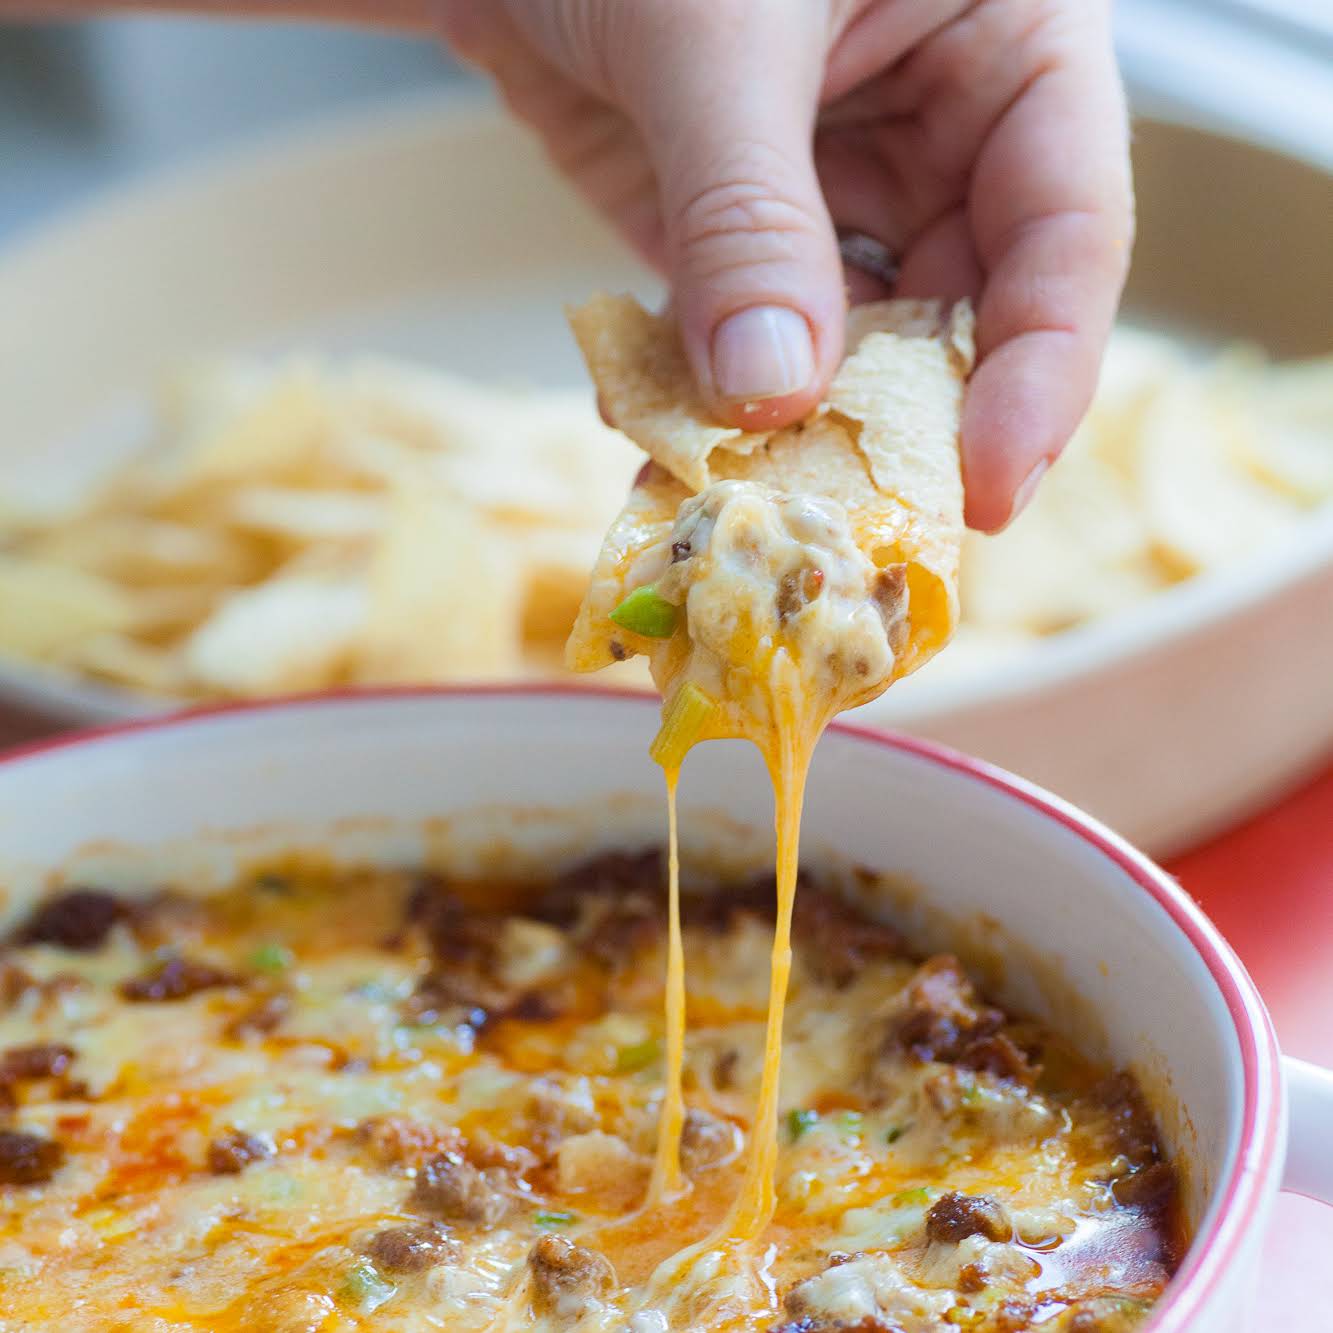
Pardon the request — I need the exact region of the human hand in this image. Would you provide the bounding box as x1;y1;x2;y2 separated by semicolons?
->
440;0;1132;531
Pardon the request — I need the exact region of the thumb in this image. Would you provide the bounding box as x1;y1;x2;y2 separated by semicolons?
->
619;4;845;428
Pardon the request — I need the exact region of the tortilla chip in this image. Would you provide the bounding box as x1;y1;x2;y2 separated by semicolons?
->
182;574;367;697
566;466;687;673
567;294;766;493
0;556;137;659
354;480;522;683
565;296;972;681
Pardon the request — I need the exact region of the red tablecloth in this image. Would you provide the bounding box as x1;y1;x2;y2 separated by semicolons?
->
1166;763;1333;1327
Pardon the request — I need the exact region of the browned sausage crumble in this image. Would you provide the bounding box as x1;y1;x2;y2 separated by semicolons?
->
0;852;1182;1331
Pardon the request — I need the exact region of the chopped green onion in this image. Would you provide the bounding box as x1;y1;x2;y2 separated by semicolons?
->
249;942;293;974
891;1186;931;1207
609;584;679;639
885;1124;908;1144
533;1210;578;1229
831;1110;863;1139
786;1108;819;1141
615;1038;662;1074
649;682;716;769
335;1260;395;1313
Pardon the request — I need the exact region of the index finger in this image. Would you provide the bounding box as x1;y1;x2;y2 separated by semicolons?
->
961;5;1133;532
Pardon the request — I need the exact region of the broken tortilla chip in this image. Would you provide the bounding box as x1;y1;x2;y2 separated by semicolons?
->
565;295;972;685
567;294;768;493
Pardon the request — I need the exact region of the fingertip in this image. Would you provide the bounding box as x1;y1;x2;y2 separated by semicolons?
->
711;384;828;432
961;330;1093;532
681;300;842;432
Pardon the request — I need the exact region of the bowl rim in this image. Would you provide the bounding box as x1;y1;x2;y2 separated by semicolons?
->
0;682;1282;1326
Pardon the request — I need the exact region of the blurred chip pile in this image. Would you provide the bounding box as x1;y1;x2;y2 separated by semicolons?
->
0;361;642;698
942;329;1333;679
0;329;1329;703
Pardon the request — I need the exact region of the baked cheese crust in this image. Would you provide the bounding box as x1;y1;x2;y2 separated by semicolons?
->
0;854;1178;1332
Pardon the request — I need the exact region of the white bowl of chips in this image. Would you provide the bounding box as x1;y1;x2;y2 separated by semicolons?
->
0;93;1330;855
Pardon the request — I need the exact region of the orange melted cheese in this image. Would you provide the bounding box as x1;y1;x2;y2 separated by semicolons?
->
0;857;1179;1332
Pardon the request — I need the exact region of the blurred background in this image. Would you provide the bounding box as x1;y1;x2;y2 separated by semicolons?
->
1;0;1330;242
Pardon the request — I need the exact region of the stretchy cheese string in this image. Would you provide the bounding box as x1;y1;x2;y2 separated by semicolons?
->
718;730;809;1238
647;766;687;1205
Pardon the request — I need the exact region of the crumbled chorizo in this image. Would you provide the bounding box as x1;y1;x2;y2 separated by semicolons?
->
404;875;488;967
776;564;825;621
769;1321;891;1333
224;991;290;1040
870;565;910;655
400;876;554;1024
402;970;494;1029
0;1044;74;1082
793;888;903;988
527;1234;616;1318
364;1220;457;1273
713;1048;741;1090
120;956;237;1002
409;1153;511;1225
924;1192;1012;1244
679;1107;741;1173
207;1130;273;1175
16;889;126;952
0;1129;63;1184
509;991;560;1022
577;895;661;967
956;1033;1034;1082
534;851;663;964
895;956;1004;1064
545;850;661;911
683;872;780;933
0;962;35;1007
357;1115;452;1168
884;956;1038;1087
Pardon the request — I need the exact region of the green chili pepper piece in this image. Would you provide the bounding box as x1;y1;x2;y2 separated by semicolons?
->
609;585;678;639
250;942;293;973
786;1108;819;1141
615;1038;662;1073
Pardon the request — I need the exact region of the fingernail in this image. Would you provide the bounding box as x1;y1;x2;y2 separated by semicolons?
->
710;306;815;403
1002;459;1049;530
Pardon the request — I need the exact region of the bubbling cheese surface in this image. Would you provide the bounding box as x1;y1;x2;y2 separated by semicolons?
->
0;860;1179;1332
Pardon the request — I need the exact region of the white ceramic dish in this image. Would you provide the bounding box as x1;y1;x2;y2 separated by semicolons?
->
0;94;1331;856
0;686;1328;1329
